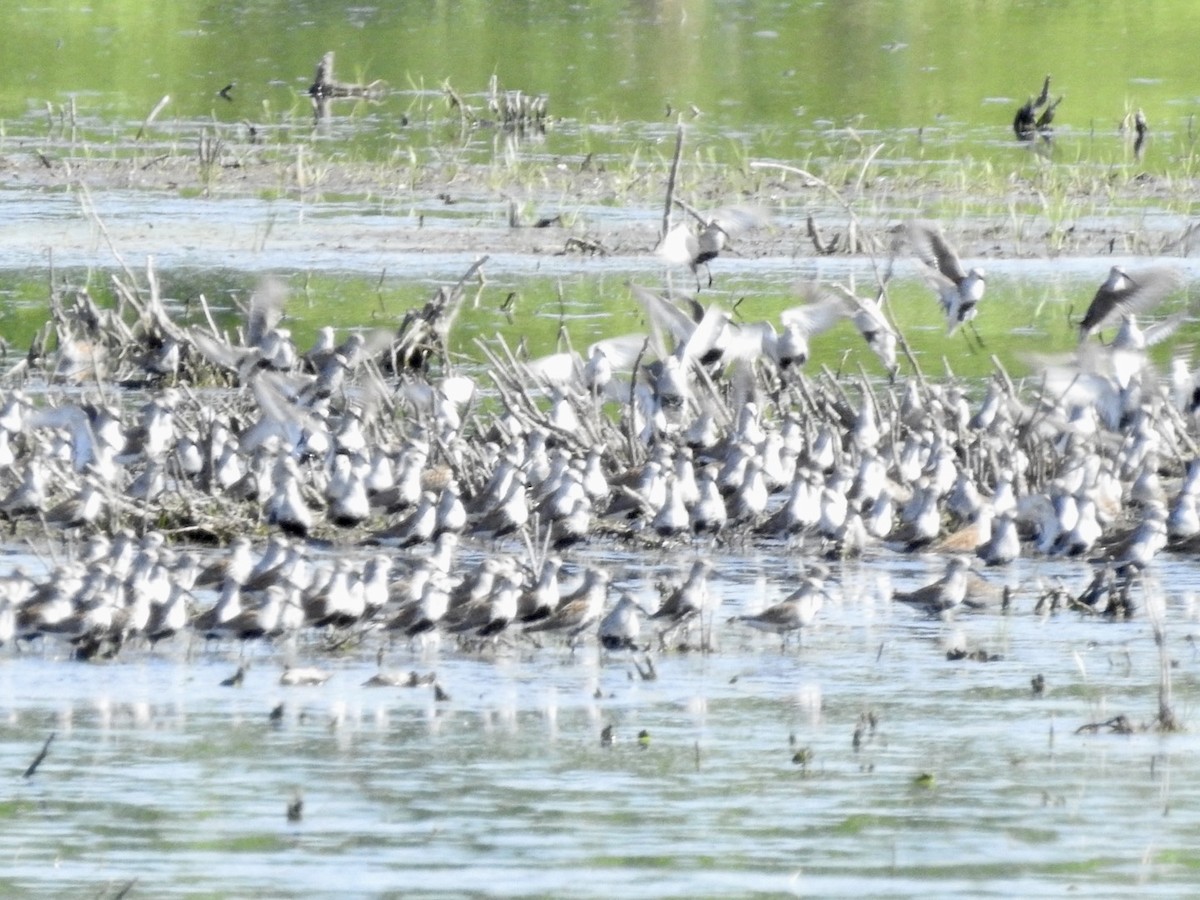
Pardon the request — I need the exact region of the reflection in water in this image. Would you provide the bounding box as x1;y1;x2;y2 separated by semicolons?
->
1;564;1199;898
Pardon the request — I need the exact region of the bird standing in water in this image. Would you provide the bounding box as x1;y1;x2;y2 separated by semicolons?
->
892;557;971;618
736;571;825;650
598;594;646;651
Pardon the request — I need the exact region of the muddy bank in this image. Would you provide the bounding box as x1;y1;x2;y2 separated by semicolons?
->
2;135;1197;274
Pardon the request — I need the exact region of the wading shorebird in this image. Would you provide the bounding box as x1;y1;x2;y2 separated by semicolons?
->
524;566;611;646
735;570;826;650
598;593;647;651
892;557;971;618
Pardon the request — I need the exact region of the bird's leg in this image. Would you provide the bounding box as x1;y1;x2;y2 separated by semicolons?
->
959;323;988;355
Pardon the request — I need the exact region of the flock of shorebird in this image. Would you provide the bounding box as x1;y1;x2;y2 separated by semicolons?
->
0;214;1193;660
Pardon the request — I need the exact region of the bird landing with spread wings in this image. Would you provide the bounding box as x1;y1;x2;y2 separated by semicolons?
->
908;220;986;343
1076;265;1186;342
656;203;770;291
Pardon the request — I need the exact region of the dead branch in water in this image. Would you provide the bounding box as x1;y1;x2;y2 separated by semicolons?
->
135;95;170;141
307;51;386;101
1146;579;1183;732
23;731;55;778
487;74;549;134
661;120;684;244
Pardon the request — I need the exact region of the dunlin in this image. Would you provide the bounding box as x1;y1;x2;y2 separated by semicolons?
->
1077;266;1184;340
737;576;824;649
892;557;971;617
598;594;646;651
525;567;610;643
908;220;986;339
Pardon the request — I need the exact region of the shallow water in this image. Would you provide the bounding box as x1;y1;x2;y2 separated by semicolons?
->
0;547;1199;896
5;0;1199;162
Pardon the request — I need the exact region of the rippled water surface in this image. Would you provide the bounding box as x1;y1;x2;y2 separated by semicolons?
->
1;548;1199;897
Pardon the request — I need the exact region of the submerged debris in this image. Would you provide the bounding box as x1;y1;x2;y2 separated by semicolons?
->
1075;715;1134;735
307;51;386;101
22;732;55;779
852;711;878;751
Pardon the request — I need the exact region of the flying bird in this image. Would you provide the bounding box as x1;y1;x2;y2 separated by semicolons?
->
908;220;986;340
1077;265;1184;341
827;283;899;374
657;203;769;290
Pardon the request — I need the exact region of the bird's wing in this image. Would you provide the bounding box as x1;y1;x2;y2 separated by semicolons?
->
1079;266;1184;337
1034;365;1122;428
342;363;395;420
251;370;309;425
246;275;288;348
1143;309;1189;348
358;326;402;361
629;282;696;356
655;223;698;267
523;351;580;389
720;320;773;365
908;220;967;283
708;204;772;236
587;334;650;373
189;328;257;374
681;302;730;364
829;284;897;335
780;290;851;338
